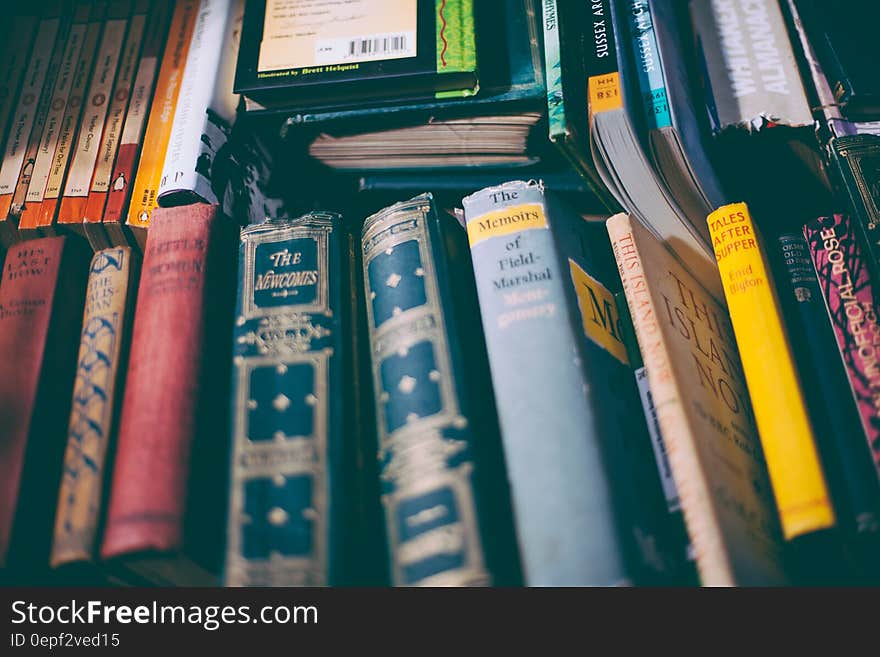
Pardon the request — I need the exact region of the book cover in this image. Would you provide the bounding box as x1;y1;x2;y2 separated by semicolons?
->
98;0;172;249
225;212;359;586
607;211;786;585
462;180;645;585
235;0;477;110
268;0;542;125
19;2;103;236
708;202;835;540
803;215;880;484
776;231;880;549
101;203;236;585
57;0;134;233
0;235;91;572
361;194;519;586
157;0;241;207
122;0;199;249
51;246;140;568
0;3;69;246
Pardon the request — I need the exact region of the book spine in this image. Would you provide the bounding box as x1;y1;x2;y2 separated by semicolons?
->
708;202;835;539
607;213;735;584
101;0;171;247
59;0;133;229
0;235;89;568
0;14;39;157
361;195;493;586
627;0;671;130
82;1;148;240
778;231;880;536
585;0;623;118
0;13;66;244
803;215;880;483
157;0;237;205
33;7;107;232
18;3;95;232
101;203;218;559
461;180;627;585
434;0;476;76
51;246;138;566
123;0;199;246
225;213;346;586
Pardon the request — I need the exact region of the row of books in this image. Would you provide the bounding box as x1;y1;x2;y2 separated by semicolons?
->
5;0;880;587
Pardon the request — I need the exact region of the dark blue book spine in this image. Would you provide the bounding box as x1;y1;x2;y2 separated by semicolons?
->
361;193;506;586
225;213;348;586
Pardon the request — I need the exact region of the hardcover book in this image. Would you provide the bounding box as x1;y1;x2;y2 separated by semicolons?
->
122;0;199;249
57;0;135;233
19;1;104;237
97;0;173;249
707;202;835;541
360;194;519;586
224;212;360;586
607;212;786;585
461;180;656;585
235;0;478;111
101;203;237;585
51;246;140;568
0;2;70;246
0;235;91;573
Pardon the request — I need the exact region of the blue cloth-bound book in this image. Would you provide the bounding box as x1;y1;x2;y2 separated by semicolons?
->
225;212;358;586
361;193;520;586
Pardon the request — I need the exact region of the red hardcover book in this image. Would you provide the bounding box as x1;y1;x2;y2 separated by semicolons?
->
99;203;235;584
0;235;90;571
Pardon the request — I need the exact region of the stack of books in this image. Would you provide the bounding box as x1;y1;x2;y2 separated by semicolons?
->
4;0;880;587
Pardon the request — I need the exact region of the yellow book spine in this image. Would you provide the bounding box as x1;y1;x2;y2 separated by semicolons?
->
124;0;198;232
708;202;834;539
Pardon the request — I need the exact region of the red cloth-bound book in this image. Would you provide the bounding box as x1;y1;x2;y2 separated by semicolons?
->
0;236;90;571
100;203;235;584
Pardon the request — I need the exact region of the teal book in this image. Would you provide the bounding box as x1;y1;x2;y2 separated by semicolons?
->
461;180;656;585
361;194;520;585
224;212;361;586
541;0;619;212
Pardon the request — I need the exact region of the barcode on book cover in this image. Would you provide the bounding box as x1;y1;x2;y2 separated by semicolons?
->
315;31;416;65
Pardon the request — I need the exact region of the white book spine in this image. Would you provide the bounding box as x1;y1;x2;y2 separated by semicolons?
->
0;17;60;196
25;22;87;204
65;17;130;199
158;0;239;202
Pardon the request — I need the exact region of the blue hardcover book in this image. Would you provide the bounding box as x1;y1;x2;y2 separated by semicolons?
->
361;193;520;585
225;212;356;586
461;180;654;585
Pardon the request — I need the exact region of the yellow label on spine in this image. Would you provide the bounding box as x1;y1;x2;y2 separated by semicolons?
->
708;202;835;539
569;259;628;365
465;203;546;246
589;72;622;114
